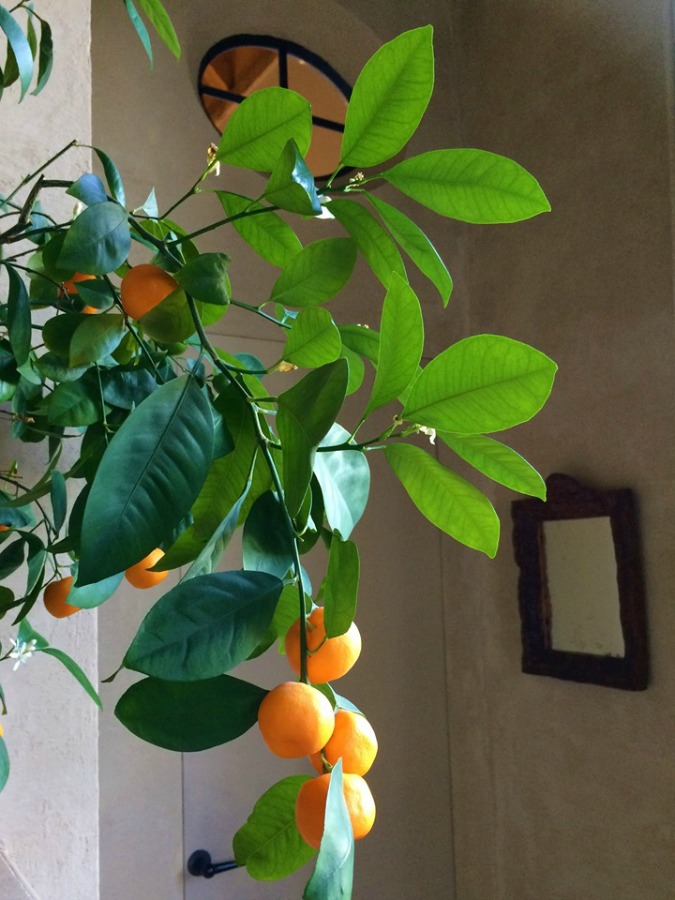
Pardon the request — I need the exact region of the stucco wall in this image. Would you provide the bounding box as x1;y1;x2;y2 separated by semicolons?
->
0;2;97;899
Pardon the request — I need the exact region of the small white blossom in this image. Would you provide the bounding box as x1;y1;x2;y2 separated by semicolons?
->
8;638;38;672
419;425;437;445
316;196;334;220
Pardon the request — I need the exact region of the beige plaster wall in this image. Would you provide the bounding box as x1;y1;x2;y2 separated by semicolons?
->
444;1;675;897
0;2;98;899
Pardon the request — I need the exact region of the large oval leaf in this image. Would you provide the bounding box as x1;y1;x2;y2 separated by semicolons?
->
216;191;302;267
329;198;405;289
283;308;342;369
77;375;214;584
440;432;546;500
270;238;357;308
217;87;312;171
58;201;131;274
115;674;267;751
403;334;557;433
234;776;315;880
381;149;551;224
314;424;370;541
124;570;283;680
385;442;499;557
340;26;434;167
243;492;295;579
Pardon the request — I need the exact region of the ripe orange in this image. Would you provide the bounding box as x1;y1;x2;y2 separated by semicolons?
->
62;272;95;295
125;548;168;589
295;772;376;849
258;681;335;759
43;576;80;618
0;524;9;532
310;710;378;776
120;263;178;319
285;607;362;684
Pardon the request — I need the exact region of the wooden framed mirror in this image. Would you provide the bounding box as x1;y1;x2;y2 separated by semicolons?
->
511;473;649;690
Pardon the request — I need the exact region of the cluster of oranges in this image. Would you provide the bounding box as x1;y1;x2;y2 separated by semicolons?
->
42;549;167;618
60;262;178;319
258;607;377;850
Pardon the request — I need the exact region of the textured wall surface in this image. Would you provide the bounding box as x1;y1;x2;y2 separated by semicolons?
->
0;3;96;899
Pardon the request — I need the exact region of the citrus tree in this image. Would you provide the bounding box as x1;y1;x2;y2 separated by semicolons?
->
0;5;556;897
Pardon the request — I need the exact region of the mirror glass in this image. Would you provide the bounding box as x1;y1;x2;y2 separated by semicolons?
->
544;517;625;656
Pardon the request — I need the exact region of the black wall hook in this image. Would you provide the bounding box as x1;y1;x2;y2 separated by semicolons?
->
187;849;239;878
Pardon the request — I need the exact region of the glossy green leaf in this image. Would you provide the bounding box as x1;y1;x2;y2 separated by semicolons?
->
58;202;131;275
137;0;180;59
47;377;102;427
67;173;108;207
43;313;88;358
6;265;31;366
100;367;157;410
284;308;342;368
365;273;423;416
175;252;230;305
93;148;125;206
24;534;45;597
137;287;190;343
124;0;152;63
270;238;357;308
0;738;8;793
50;470;66;533
67;571;123;610
69;314;126;367
77;375;214;584
340;346;365;395
41;647;102;707
303;761;354;900
179;476;250;579
314;424;370;541
32;18;53;96
115;674;267;751
217;87;312;171
403;334;557;433
440;432;546;500
234;776;315;880
322;538;359;638
382;149;551;224
277;359;349;516
366;193;452;305
329;197;405;289
124;570;283;680
385;442;499;556
243;492;294;579
338;324;380;366
0;538;25;579
216;191;301;267
263;139;321;215
341;26;433;167
0;5;33;100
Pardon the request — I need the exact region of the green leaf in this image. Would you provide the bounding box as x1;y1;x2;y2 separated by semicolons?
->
217;88;312;171
43;312;88;358
124;570;283;680
216;191;301;267
234;776;315;880
329;198;405;289
366;194;452;305
314;424;370;541
69;314;126;367
41;647;101;707
77;375;214;584
123;0;152;64
100;367;157;410
339;346;364;396
284;308;342;369
243;492;294;580
115;674;267;751
277;359;349;516
50;470;66;533
175;252;230;305
365;273;423;416
0;738;9;793
322;539;359;638
0;538;25;579
270;238;357;308
262;139;321;215
66;570;123;610
137;0;181;59
93;148;125;206
47;377;102;427
67;173;108;207
180;477;250;579
6;265;31;366
58;202;131;275
385;442;499;556
381;149;551;224
0;5;33;100
341;25;434;168
403;334;557;433
303;761;354;900
339;324;380;366
24;534;45;597
440;432;546;500
32;18;53;96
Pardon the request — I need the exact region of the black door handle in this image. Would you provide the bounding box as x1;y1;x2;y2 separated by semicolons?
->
187;849;238;878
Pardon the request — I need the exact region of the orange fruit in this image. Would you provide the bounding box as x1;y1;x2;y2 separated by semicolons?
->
125;548;168;589
120;263;178;319
43;576;80;618
285;607;362;684
295;772;376;849
310;710;378;776
258;681;335;759
0;524;9;532
62;272;95;295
